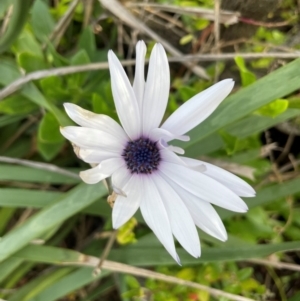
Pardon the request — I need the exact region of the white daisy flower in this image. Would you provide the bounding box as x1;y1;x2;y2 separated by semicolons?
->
60;41;255;264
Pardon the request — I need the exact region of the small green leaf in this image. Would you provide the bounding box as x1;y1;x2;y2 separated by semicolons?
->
234;56;256;87
179;34;194;45
78;27;97;60
31;0;55;43
0;95;38;114
38;112;65;144
255;99;289;118
17;52;47;72
37;140;65;161
67;49;90;88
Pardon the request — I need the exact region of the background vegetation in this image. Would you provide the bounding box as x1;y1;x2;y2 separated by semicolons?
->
0;0;300;300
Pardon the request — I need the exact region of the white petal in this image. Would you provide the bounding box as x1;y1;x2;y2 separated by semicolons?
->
111;166;131;194
160;149;206;172
140;176;180;264
108;50;141;139
63;103;128;143
79;148;121;164
153;174;200;258
79;158;125;184
158;139;185;155
149;128;190;142
159;162;248;212
163;177;227;241
133;41;146;109
181;157;255;197
113;175;142;229
162;79;234;135
142;43;170;135
60;126;124;152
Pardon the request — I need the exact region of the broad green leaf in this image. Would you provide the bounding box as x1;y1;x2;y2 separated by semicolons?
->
218;177;300;220
78;27;97;60
0;164;80;184
17;52;47;72
0;0;33;53
12;240;300;267
37;139;65;161
0;95;38;115
7;267;74;301
0;257;23;284
0;60;70;126
31;0;55;43
0;183;106;262
234;56;256;87
29;268;110;301
108;240;300;266
181;58;300;153
255;99;289;118
0;189;60;208
12;27;43;57
68;49;91;88
38;112;65;144
0;115;25;127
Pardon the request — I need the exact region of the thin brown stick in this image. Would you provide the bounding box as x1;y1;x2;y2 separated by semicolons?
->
0;156;80;179
1;51;300;101
125;2;240;25
213;0;221;83
46;0;81;48
93;230;117;276
98;0;209;79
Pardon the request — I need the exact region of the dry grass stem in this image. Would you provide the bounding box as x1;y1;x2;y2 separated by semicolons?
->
1;51;300;101
98;0;209;79
0;156;80;179
125;2;240;25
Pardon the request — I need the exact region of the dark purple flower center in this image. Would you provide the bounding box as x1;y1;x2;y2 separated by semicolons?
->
122;137;161;174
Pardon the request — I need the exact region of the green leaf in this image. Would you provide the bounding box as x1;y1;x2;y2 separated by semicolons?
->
0;183;107;262
234;56;256;87
255;99;289;118
0;95;38;115
12;240;300;267
37;139;65;161
31;0;55;43
78;27;97;60
38;112;65;144
0;164;79;184
38;112;66;160
0;0;33;53
179;34;193;45
181;58;300;154
12;27;43;57
17;52;47;72
68;49;91;88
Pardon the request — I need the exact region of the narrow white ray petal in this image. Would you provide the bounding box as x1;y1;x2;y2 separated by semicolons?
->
108;50;141;139
111;166;131;194
159;162;248;212
79;148;121;164
162;176;227;241
158;139;185;155
63;103;128;143
79;158;125;184
149;128;190;142
153;174;201;258
181;157;255;197
133;41;146;110
60;126;124;152
142;43;170;135
162;79;234;135
159;149;206;172
113;175;142;229
140;176;180;264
